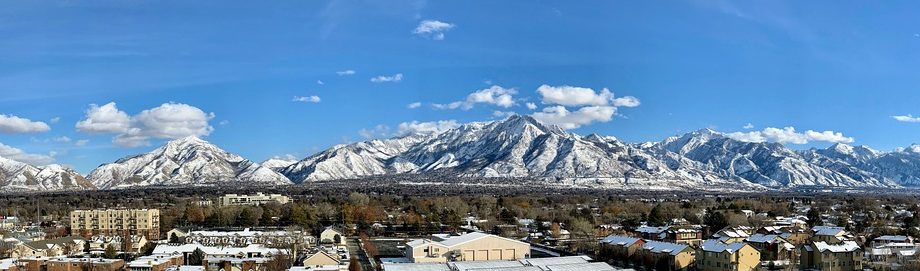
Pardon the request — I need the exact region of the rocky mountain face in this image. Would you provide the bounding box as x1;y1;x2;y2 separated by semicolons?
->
86;136;292;189
0;156;94;192
4;115;920;192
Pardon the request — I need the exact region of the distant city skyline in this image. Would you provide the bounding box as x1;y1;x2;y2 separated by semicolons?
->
3;1;920;173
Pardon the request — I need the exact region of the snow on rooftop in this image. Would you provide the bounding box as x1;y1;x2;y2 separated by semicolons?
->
449;260;525;271
641;240;689;256
813;241;861;253
700;239;747;253
519;256;591;268
545;262;620;271
601;235;641;246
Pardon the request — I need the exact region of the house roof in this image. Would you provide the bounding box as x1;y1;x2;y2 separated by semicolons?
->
812;226;846;236
601;235;642;246
700;239;748;254
745;234;785;244
519;256;591;268
811;241;861;253
876;235;910;242
24;236;83;251
635;226;669;234
641;240;690;256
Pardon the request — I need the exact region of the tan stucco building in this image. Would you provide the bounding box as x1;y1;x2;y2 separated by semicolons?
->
696;239;760;271
404;232;530;263
70;209;161;240
800;241;863;271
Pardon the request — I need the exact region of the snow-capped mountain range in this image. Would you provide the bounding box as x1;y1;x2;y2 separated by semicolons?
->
4;115;920;192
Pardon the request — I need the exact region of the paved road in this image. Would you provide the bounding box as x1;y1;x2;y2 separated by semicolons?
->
348;237;374;271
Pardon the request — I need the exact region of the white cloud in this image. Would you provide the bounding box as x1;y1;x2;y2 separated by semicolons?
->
726;127;854;144
0;142;55;165
805;130;855;144
75;102;131;133
892;114;920;123
526;102;537;110
407;102;422;109
493;111;516;118
434;85;517;110
273;154;299;161
743;123;754;129
219;120;230;126
52;136;71;143
75;139;89;147
316;80;325;85
49;117;61;124
358;124;391;139
612;95;641;107
76;102;215;148
397;120;459;136
370;73;403;83
413;20;455;40
536;85;640;108
336;70;356;76
359;120;460;139
293;96;322;103
0;114;51;134
531;105;616;129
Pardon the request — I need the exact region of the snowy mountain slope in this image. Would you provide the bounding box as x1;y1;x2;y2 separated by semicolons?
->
0;156;94;192
281;116;756;189
648;129;897;187
87;136;292;189
261;158;298;172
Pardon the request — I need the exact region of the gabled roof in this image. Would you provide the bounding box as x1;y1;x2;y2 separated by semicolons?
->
810;241;861;253
700;239;748;253
24;236;83;251
601;235;642;246
302;250;341;265
641;240;690;256
635;226;669;234
876;235;910;242
812;226;846;236
745;234;786;244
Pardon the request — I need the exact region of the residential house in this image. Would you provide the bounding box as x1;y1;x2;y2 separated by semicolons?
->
44;258;124;271
744;234;794;262
696;239;760;271
872;235;914;248
320;228;346;245
12;236;85;258
800;241;863;271
301;250;347;271
635;240;695;271
634;226;668;241
663;227;703;246
127;254;184;271
598;235;645;261
89;234;148;255
810;226;851;244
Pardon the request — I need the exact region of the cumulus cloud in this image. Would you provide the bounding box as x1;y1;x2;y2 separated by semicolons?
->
0;114;51;134
725;127;854;144
493;111;516;118
336;70;356;76
0;142;55;165
413;20;455;40
293;96;321;103
359;120;460;139
370;73;403;83
531;106;616;129
397;120;459;136
75;103;132;133
526;102;537;110
434;86;517;110
892;114;920;123
407;102;422;109
531;84;639;129
76;102;215;147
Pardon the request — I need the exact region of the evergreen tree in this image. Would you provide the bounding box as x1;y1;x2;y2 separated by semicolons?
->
103;244;118;259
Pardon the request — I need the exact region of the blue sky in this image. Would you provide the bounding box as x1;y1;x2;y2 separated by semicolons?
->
2;0;920;173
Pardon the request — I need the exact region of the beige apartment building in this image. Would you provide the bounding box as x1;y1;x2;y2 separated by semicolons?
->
218;193;290;206
405;232;530;263
70;209;161;240
696;239;760;271
800;241;863;271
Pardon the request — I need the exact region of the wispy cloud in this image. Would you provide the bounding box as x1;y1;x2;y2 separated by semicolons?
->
293;96;321;103
370;73;403;83
336;70;356;76
413;20;455;40
892;114;920;123
725;127;854;144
